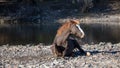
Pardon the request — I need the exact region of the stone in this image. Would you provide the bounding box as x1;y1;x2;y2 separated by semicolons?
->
86;52;91;56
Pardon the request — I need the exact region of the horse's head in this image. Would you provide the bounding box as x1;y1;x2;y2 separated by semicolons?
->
69;19;85;38
56;19;85;39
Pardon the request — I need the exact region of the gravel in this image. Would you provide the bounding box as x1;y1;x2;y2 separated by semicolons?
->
0;42;120;68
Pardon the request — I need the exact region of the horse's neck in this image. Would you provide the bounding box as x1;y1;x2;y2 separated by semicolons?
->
53;31;70;45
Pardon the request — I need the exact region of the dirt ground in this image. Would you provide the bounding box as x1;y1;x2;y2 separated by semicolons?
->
0;42;120;68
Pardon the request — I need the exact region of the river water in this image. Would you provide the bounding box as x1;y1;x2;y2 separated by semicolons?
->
0;22;120;45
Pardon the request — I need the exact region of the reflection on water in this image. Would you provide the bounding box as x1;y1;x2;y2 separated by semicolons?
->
82;23;120;44
0;23;120;45
0;24;59;45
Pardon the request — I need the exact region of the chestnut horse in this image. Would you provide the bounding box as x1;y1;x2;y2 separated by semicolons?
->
51;19;86;57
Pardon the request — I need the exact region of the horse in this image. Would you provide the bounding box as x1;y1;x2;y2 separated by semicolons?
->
51;19;86;57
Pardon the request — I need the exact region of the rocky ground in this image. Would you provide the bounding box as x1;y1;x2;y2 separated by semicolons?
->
0;42;120;68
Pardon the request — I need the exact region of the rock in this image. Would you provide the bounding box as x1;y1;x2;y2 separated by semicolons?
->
40;64;49;68
86;52;91;56
18;65;25;68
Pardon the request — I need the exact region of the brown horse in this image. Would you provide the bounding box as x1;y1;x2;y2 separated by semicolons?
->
51;19;86;57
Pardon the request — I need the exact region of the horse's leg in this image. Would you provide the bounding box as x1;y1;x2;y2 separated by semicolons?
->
62;40;74;57
72;40;86;55
56;46;65;57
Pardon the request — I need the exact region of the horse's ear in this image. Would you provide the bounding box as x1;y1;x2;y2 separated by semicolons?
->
70;19;80;24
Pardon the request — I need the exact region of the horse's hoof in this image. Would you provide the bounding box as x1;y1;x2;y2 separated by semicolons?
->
86;52;91;56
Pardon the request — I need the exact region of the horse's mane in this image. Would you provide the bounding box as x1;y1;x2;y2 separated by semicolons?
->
56;19;79;36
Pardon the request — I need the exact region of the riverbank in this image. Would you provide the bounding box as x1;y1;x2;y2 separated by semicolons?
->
0;42;120;68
